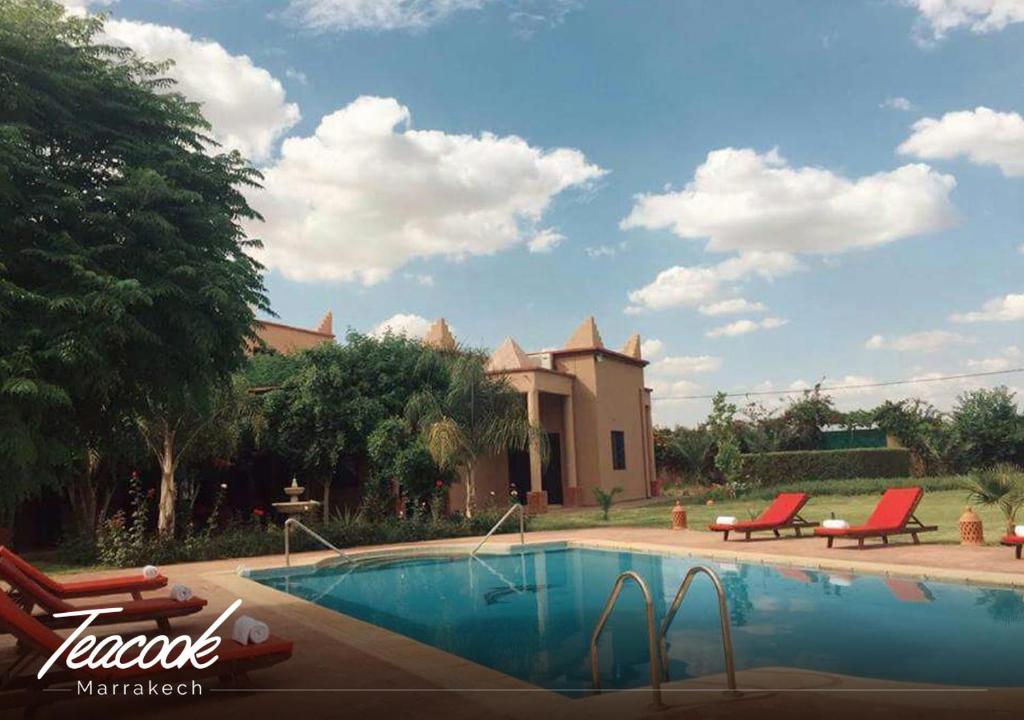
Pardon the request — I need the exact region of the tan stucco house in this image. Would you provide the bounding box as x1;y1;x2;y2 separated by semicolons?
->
427;316;658;514
249;312;657;515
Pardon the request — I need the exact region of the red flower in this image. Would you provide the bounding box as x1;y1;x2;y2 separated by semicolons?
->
252;508;265;517
146;488;156;498
435;479;444;488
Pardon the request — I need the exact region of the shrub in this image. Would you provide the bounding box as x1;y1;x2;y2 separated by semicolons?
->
739;448;911;485
949;388;1023;470
959;463;1024;533
732;474;963;500
68;505;529;568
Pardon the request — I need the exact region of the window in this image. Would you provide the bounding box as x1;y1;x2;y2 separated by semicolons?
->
611;431;626;470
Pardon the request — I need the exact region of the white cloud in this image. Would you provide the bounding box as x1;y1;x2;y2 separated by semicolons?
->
527;228;564;254
648;355;722;376
881;96;916;112
706;317;788;338
247;96;604;283
898;107;1024;178
648;378;703;402
585;245;618;258
403;272;435;287
100;20;300;163
621;147;956;255
966;346;1022;371
57;0;113;14
865;329;973;352
284;0;580;34
371;313;432;338
285;0;487;31
1020;243;1024;254
950;292;1024;322
626;251;799;313
639;338;664;360
698;298;766;316
906;0;1024;40
285;68;309;85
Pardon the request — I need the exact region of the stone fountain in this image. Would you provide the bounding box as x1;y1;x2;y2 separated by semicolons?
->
272;477;321;516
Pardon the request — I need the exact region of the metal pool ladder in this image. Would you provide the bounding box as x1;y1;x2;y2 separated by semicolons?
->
589;571;662;706
470;503;525;556
659;565;737;690
283;517;352;567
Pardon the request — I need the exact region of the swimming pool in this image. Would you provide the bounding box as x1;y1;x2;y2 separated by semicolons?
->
252;546;1024;693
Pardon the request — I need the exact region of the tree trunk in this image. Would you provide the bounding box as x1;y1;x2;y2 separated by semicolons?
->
322;480;331;523
465;465;475;519
67;450;101;537
157;430;177;537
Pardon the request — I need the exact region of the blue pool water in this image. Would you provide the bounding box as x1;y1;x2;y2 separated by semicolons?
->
252;547;1024;692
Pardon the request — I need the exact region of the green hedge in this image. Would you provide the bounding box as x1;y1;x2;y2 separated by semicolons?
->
740;448;911;484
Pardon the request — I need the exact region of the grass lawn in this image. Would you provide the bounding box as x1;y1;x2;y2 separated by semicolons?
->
531;489;1012;545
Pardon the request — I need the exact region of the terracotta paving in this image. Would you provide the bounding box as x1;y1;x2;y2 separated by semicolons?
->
0;527;1021;719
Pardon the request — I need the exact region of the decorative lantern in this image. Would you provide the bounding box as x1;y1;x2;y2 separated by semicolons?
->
958;506;984;546
671;501;687;530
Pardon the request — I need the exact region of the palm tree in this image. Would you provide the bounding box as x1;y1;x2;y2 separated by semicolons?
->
406;354;546;517
960;463;1024;534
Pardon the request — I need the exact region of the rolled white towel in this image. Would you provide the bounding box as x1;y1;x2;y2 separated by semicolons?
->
715;516;737;526
1015;525;1024;538
142;565;159;580
232;615;269;645
169;583;193;602
822;519;849;530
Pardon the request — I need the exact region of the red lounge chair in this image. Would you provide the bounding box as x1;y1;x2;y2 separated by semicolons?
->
707;492;819;540
0;558;205;632
813;487;937;549
0;589;292;711
0;546;167;599
1001;534;1024;559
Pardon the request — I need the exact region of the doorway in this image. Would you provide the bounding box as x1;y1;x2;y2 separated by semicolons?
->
542;432;563;505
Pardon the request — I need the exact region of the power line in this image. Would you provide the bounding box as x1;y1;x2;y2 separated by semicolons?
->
652;367;1024;401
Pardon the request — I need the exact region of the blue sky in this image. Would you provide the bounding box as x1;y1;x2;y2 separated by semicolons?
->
68;0;1024;424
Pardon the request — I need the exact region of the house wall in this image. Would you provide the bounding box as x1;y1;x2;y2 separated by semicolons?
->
592;356;650;502
253;321;333;355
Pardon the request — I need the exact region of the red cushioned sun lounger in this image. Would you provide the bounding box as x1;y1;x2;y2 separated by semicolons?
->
707;492;819;541
0;558;205;632
813;487;937;549
0;546;167;599
0;589;292;712
1001;535;1024;559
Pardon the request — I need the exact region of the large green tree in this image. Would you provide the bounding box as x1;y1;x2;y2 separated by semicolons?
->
0;1;268;533
264;333;450;521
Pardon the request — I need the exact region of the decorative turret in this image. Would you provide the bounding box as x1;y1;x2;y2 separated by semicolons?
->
564;315;604;350
621;332;642;359
315;311;333;336
423;318;457;351
486;338;537;372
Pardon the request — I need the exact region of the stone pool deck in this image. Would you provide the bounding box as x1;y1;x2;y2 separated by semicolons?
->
1;527;1022;719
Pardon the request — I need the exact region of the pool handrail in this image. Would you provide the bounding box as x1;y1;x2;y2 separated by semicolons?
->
283;517;353;568
589;570;662;706
659;565;737;690
470;503;525;556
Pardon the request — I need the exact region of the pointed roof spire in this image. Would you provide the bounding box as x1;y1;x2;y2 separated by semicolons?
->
315;311;333;336
564;315;604;350
423;318;456;351
486;338;537;372
621;332;642;359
